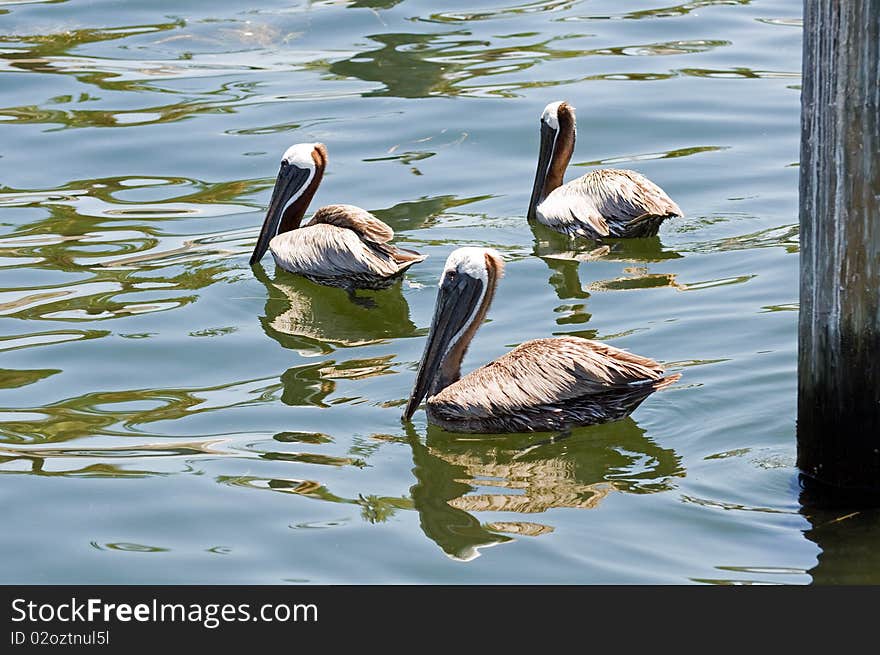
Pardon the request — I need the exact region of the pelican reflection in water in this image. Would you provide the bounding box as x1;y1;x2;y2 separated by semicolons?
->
403;247;680;433
528;101;682;239
406;419;684;560
250;143;425;290
532;231;684;302
252;263;419;352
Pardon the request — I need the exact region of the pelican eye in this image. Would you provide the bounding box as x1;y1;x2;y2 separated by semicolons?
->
442;269;459;290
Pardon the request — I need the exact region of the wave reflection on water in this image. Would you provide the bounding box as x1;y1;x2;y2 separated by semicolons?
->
0;0;822;584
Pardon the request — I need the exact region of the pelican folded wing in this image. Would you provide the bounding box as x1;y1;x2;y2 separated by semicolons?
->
310;204;395;244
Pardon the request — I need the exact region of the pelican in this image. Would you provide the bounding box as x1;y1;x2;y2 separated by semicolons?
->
528;101;682;239
403;247;679;433
250;143;426;289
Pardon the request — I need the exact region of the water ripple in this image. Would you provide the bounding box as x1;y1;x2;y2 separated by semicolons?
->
0;0;811;583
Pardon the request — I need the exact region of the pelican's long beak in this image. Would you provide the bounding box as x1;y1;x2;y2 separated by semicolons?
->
250;163;312;265
403;272;484;421
527;121;558;222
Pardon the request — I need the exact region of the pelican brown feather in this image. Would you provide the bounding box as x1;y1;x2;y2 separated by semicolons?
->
528;101;682;239
428;336;678;433
403;247;679;433
270;221;424;290
250;143;426;289
310;204;395;244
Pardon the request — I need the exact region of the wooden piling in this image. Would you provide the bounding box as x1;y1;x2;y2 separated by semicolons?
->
798;0;880;498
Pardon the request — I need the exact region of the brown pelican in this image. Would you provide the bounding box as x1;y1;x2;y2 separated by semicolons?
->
250;143;426;289
528;101;682;239
403;247;679;433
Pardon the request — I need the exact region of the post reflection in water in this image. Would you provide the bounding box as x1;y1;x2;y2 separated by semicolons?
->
405;419;684;560
800;485;880;584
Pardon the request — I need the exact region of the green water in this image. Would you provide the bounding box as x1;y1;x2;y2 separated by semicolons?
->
1;0;873;584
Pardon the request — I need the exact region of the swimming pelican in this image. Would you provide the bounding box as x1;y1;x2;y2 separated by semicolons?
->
403;247;679;433
250;143;426;289
528;101;682;239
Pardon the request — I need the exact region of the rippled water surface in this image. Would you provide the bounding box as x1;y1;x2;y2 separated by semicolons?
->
2;0;871;584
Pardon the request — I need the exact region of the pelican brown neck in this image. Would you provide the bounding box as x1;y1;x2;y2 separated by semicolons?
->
403;249;503;421
527;101;576;221
249;142;327;266
437;252;502;392
280;145;325;233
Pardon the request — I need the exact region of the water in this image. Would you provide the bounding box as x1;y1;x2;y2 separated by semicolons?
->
1;0;873;584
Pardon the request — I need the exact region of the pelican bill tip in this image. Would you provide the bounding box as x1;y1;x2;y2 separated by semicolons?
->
401;402;417;422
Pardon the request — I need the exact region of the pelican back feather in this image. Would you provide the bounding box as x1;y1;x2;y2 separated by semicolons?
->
537;169;682;239
426;336;678;432
269;224;401;287
269;206;425;289
310;204;395;244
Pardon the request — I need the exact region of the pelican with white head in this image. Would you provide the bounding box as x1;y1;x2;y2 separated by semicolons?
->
528;100;682;239
403;246;679;433
250;142;426;290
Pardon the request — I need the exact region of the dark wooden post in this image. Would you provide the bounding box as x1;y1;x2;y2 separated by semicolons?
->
798;0;880;500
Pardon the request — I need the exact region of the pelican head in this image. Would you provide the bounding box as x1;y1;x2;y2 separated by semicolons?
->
527;100;577;221
250;142;327;265
403;247;504;421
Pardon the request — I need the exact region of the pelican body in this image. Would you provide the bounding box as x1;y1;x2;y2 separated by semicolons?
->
528;101;682;240
250;143;425;290
403;248;679;433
